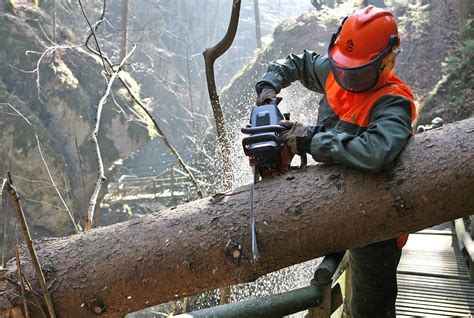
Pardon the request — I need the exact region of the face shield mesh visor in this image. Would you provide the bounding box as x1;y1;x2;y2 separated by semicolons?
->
329;61;381;93
327;34;396;93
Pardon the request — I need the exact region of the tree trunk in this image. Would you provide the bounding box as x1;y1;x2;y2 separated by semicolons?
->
1;118;473;317
52;0;57;43
203;0;241;189
119;0;129;63
254;0;262;49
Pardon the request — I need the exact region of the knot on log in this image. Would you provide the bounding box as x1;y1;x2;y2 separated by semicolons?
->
394;195;408;214
86;297;106;315
327;172;345;192
225;240;242;266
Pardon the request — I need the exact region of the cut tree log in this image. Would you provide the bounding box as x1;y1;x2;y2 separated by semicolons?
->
1;118;473;317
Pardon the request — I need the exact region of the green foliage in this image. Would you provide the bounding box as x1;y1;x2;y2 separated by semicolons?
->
418;36;473;125
461;0;474;40
316;0;359;28
279;18;297;33
396;3;429;39
51;60;79;90
4;0;15;13
441;39;474;75
460;39;474;57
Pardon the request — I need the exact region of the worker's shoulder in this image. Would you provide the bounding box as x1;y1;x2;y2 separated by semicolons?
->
300;49;330;65
374;93;412;104
300;50;331;85
371;94;415;120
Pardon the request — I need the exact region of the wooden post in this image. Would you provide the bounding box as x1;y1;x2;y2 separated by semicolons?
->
307;284;331;318
343;265;352;317
308;253;345;317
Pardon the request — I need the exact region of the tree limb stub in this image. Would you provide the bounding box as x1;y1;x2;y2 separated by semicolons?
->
1;118;473;317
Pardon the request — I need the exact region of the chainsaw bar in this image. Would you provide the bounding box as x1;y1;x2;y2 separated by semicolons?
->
250;166;259;262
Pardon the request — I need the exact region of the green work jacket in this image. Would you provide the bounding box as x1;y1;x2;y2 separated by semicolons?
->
257;50;415;173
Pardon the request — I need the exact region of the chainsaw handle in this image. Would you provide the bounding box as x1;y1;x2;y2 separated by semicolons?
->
241;125;287;135
242;133;282;147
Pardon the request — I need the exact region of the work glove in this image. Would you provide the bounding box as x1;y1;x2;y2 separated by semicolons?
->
279;120;325;155
256;85;278;106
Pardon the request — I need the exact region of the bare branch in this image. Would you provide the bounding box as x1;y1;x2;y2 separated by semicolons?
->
77;0;204;199
20;195;69;212
34;134;77;231
6;172;57;318
31;18;56;46
1;178;9;269
24;45;79;104
14;245;30;318
3;103;78;232
78;0;110;74
202;0;241;189
86;44;138;230
75;137;88;218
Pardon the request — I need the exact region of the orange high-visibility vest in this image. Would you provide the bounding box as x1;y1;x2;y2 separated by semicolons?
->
325;70;416;126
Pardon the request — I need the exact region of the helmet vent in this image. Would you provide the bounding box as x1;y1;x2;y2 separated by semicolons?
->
357;6;393;24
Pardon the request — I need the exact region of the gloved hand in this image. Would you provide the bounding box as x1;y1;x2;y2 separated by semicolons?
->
256;86;278;106
279;120;325;154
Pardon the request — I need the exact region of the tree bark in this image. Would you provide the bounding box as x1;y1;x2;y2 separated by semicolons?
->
1;118;473;317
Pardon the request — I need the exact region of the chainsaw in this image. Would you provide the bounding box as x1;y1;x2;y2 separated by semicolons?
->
241;101;307;262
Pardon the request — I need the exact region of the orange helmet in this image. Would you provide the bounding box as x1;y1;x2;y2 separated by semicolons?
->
328;6;400;93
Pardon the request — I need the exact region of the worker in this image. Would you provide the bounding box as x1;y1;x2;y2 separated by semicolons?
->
255;6;415;318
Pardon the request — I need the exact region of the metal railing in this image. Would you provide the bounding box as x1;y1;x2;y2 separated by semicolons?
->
454;216;474;282
173;252;347;318
104;166;211;204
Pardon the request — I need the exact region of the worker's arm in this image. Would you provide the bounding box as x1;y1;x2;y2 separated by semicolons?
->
256;51;331;94
310;95;414;173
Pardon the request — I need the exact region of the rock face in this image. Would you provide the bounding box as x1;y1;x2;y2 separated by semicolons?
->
0;5;151;241
416;0;473;125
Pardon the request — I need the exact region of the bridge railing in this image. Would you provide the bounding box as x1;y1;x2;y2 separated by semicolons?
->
169;253;348;318
104;166;212;204
454;216;474;282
